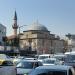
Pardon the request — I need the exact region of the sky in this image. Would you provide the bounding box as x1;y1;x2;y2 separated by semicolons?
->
0;0;75;38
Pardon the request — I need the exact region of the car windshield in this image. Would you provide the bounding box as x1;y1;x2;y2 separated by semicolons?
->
65;55;75;62
30;69;67;75
54;56;65;61
38;56;49;60
43;60;55;64
17;61;38;69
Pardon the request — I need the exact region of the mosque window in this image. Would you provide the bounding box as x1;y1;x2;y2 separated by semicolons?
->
32;31;42;34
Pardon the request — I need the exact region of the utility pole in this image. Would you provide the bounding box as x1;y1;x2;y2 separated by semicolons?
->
18;25;27;54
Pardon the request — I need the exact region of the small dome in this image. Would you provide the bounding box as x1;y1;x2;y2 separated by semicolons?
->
27;21;48;31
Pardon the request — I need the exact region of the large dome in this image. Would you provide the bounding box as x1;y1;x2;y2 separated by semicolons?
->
27;21;48;31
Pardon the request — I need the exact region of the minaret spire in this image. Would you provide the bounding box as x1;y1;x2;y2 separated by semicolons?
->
14;11;17;20
12;11;18;36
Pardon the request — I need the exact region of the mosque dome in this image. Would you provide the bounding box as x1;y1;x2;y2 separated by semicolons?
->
27;21;48;31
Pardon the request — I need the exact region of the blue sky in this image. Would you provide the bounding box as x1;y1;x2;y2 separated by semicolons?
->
0;0;75;37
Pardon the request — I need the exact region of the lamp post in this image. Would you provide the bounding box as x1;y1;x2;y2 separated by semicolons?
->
19;25;27;34
18;25;27;53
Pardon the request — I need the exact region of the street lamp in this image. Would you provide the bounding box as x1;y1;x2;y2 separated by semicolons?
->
19;25;27;34
18;25;28;52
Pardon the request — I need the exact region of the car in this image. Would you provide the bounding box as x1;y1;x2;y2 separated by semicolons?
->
53;54;66;64
65;51;75;55
16;59;43;75
24;57;37;60
0;60;17;75
38;54;53;62
29;65;75;75
42;58;61;66
1;60;14;66
0;54;12;65
64;54;75;68
13;56;24;65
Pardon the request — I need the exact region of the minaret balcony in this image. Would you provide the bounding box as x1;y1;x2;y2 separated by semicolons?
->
12;25;18;29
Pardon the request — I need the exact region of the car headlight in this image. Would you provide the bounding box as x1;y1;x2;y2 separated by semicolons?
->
24;73;28;75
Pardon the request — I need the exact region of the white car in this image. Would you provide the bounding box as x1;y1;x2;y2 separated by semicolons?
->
38;54;53;62
13;57;23;65
53;54;65;64
42;58;60;66
24;57;37;60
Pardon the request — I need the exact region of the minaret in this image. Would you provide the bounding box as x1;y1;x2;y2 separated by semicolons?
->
12;11;18;36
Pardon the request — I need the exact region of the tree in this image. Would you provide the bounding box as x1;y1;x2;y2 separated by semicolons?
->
2;36;7;42
13;37;19;46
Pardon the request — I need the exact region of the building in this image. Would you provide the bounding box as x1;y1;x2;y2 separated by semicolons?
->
66;33;75;51
19;21;65;54
0;23;6;45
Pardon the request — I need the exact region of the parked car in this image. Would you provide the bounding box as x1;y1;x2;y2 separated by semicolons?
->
24;57;37;60
42;58;61;66
0;60;17;75
29;65;75;75
1;60;14;66
16;59;43;75
64;54;75;68
53;54;65;64
13;56;24;65
38;54;53;62
0;54;12;65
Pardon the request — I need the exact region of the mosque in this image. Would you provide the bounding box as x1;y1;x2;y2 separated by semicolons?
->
6;11;65;55
20;21;56;54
